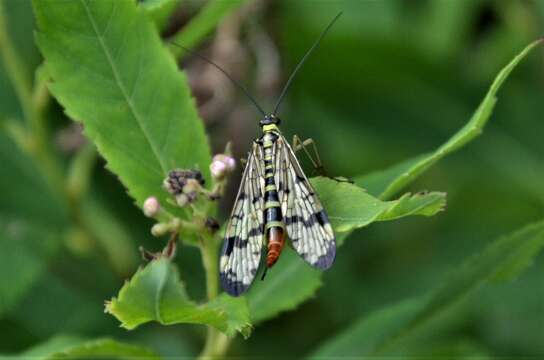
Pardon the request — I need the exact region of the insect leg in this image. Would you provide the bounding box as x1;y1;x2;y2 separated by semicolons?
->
292;135;326;176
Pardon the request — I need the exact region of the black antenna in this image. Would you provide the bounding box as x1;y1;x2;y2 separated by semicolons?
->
272;11;343;116
169;41;267;117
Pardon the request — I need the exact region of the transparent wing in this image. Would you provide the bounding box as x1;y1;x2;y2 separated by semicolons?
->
275;135;336;269
220;143;265;296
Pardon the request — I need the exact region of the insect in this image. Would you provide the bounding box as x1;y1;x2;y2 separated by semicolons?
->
172;12;342;296
220;112;336;296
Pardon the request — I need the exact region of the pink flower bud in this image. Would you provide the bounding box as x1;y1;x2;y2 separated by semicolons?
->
210;154;236;179
210;159;227;179
223;156;236;171
143;196;160;217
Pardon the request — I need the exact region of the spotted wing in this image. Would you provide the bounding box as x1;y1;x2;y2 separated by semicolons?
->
275;136;335;269
220;143;265;296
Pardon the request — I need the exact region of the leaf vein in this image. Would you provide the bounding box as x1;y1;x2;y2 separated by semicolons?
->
154;262;168;323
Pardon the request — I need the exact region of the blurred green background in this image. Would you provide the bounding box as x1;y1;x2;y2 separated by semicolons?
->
1;0;543;358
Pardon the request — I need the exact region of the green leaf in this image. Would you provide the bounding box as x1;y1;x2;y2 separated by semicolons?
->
356;39;544;199
106;258;251;337
376;191;447;221
47;339;161;360
313;177;446;233
0;133;67;316
247;248;322;323
169;0;249;58
17;336;160;360
247;178;444;323
17;335;85;359
310;220;544;357
207;293;252;339
33;0;212;213
140;0;181;30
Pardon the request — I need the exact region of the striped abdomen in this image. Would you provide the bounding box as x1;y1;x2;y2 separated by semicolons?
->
262;132;285;267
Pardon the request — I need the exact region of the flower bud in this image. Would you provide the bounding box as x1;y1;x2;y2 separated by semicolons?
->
151;223;170;237
210;154;236;180
175;193;189;207
143;196;160;217
210;160;227;179
183;178;202;194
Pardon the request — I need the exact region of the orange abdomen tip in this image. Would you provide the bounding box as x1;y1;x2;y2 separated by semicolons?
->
266;227;285;267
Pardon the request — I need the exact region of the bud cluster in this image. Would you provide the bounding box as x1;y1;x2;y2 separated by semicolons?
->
141;148;236;254
163;169;205;207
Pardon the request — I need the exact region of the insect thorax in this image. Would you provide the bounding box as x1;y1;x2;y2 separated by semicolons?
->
257;126;280;149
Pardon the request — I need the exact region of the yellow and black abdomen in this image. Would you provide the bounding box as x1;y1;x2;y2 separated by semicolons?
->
261;132;285;267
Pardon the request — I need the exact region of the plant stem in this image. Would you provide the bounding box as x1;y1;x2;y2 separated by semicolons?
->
199;327;231;360
200;236;219;300
198;235;231;359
